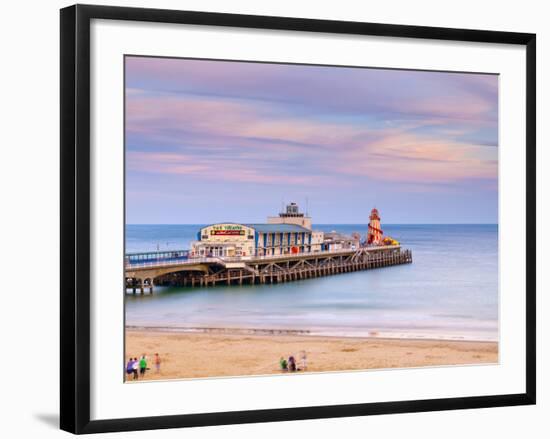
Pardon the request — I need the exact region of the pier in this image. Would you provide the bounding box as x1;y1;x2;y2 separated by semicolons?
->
125;245;413;294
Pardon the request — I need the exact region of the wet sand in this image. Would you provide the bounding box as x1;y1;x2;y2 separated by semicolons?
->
125;328;498;381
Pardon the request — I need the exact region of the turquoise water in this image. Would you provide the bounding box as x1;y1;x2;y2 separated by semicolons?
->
125;224;498;341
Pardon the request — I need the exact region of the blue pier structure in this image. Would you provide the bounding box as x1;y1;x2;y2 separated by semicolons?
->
125;249;189;267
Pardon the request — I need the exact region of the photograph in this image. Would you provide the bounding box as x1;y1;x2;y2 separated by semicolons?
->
123;55;499;382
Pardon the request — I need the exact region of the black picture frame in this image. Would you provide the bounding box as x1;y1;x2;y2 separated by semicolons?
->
60;4;536;434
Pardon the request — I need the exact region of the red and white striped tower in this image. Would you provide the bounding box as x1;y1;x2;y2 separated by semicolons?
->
367;208;383;245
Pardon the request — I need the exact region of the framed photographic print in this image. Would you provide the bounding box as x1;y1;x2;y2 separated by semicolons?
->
60;4;536;434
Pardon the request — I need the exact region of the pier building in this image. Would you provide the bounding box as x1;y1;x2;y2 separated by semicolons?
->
267;202;312;230
311;230;325;252
191;222;314;257
191;223;257;258
191;203;322;258
323;231;360;251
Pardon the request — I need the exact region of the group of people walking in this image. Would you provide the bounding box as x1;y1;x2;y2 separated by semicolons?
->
126;353;161;380
279;351;307;372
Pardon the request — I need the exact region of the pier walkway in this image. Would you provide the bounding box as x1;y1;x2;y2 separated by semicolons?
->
125;245;412;293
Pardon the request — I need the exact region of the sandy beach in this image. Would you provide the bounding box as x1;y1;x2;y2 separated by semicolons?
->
125;328;498;381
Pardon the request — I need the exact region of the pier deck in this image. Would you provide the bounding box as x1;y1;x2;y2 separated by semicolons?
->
125;245;412;293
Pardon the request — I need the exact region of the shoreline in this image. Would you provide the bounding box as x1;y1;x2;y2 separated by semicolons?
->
125;325;498;343
125;328;498;381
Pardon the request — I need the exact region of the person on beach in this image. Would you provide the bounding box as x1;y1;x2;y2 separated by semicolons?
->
139;355;148;377
288;355;296;372
279;356;288;372
154;353;161;373
126;358;134;379
132;357;139;380
300;350;307;371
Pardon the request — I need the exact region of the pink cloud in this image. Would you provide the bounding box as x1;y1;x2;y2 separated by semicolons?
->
126;92;497;187
401;95;495;121
333;133;497;184
127;151;327;186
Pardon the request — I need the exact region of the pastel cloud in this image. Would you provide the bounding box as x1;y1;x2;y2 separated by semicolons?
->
128;151;326;186
125;56;498;224
126;57;498;122
126;93;496;185
340;133;497;183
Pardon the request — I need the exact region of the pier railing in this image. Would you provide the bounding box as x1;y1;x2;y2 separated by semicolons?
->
125;256;222;269
125;245;402;269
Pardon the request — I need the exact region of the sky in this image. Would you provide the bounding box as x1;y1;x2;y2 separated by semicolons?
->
125;56;498;224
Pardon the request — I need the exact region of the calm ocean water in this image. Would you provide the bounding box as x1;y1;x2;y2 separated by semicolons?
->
125;224;498;341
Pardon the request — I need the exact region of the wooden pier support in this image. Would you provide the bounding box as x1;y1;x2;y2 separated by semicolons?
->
135;248;413;290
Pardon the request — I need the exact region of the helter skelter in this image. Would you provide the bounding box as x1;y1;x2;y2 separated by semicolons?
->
367;208;399;246
367;208;383;245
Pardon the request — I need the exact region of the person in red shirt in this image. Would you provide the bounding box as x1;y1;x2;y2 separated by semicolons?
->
154;353;161;373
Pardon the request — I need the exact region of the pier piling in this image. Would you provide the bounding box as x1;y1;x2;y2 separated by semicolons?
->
126;246;412;290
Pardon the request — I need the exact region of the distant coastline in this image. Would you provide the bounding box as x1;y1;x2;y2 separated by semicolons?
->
126;223;499;226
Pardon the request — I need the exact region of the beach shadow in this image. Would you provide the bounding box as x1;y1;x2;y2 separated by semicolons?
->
34;413;59;429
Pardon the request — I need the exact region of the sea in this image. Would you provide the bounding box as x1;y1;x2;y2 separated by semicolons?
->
125;224;498;342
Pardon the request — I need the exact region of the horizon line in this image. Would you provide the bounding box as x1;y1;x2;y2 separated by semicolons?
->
126;222;499;226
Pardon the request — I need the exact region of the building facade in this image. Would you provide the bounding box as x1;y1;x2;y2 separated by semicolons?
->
322;231;360;251
191;223;256;257
310;230;325;252
191;203;321;258
252;223;313;256
191;222;314;257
